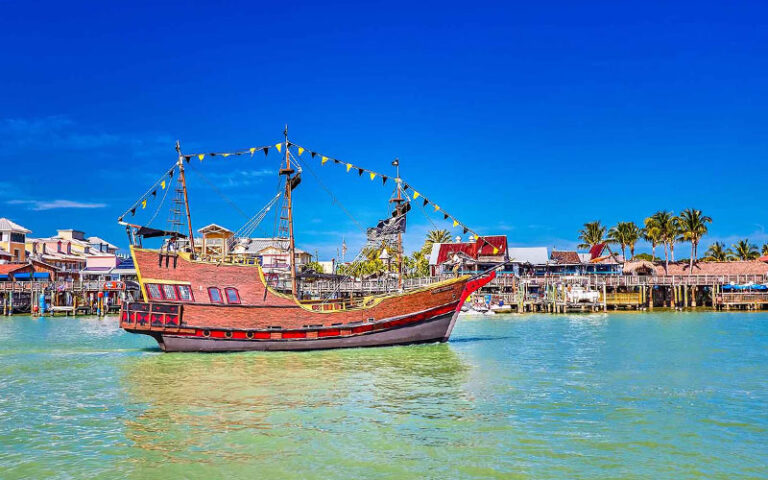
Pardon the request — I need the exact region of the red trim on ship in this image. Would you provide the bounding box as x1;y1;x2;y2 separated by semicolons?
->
162;302;460;341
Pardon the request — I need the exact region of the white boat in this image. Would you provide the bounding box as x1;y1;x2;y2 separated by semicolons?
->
566;285;600;303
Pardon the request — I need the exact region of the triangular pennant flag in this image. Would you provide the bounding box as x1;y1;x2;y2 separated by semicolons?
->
210;152;217;157
130;208;136;216
369;172;376;180
346;163;352;172
275;143;282;153
453;220;459;227
413;192;420;199
263;147;269;157
222;153;230;157
358;168;364;176
311;151;316;158
151;190;157;197
382;176;388;185
322;156;330;165
423;198;428;207
161;180;166;189
169;170;174;178
118;216;123;223
235;152;242;156
184;156;191;163
333;159;341;164
298;147;304;156
250;147;256;155
493;247;499;254
434;204;440;212
198;154;205;161
141;200;147;209
463;227;469;234
402;183;409;191
443;213;449;220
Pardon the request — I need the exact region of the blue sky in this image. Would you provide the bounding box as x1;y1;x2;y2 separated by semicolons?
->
1;1;766;259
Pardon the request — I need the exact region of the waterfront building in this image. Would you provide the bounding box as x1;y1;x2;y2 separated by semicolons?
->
0;263;35;281
0;218;31;262
429;235;510;276
87;236;119;254
231;237;312;273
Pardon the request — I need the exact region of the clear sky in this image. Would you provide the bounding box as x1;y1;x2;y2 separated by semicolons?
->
1;1;766;259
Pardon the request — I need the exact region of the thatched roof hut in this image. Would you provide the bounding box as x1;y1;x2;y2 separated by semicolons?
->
623;260;656;275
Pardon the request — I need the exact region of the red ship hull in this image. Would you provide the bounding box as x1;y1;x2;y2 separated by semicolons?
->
120;248;494;352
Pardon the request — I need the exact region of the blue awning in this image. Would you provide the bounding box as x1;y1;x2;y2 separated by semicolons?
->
14;273;31;280
33;272;50;279
0;274;9;280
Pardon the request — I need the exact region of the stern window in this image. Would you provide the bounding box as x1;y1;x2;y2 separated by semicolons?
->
147;284;162;300
177;285;194;302
162;284;178;300
225;287;241;304
208;287;223;303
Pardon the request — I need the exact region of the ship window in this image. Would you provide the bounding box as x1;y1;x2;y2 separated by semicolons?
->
162;284;178;300
177;285;194;302
147;284;162;300
208;287;223;303
225;287;241;304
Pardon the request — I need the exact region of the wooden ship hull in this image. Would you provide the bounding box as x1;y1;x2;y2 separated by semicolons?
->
119;248;495;352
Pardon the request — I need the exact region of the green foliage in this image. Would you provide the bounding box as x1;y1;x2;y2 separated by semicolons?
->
577;221;606;249
703;242;732;261
762;243;768;256
633;253;656;261
607;221;641;260
732;239;759;260
302;261;325;273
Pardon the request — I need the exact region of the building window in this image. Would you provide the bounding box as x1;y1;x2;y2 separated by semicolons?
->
224;287;241;304
208;287;223;303
10;233;24;243
177;285;194;302
147;284;162;300
162;284;178;300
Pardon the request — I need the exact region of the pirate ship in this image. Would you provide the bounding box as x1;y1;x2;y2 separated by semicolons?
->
118;129;497;352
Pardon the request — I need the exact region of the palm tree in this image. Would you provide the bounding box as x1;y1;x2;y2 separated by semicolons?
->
703;242;731;261
607;221;641;260
650;211;677;272
678;208;712;273
577;221;606;249
762;243;768;256
732;239;759;260
424;229;452;252
642;216;662;261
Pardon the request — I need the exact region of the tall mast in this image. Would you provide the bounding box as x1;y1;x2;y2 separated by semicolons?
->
279;125;298;297
176;141;196;258
390;158;404;289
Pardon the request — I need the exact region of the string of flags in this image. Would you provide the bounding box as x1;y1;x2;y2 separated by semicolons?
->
289;143;502;255
121;140;501;256
117;165;177;223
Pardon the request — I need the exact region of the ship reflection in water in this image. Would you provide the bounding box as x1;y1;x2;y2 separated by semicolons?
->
119;345;469;476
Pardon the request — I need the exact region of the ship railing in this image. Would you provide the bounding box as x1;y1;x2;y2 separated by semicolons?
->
120;302;183;331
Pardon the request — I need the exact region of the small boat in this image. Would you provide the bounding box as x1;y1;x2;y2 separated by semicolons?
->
117;130;498;352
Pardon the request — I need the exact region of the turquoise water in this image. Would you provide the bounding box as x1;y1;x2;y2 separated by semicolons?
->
0;313;766;479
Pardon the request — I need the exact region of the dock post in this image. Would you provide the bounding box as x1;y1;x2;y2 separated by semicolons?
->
691;286;697;308
683;285;688;309
602;283;607;312
649;285;654;310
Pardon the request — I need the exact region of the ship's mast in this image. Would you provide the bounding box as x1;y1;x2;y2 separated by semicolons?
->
279;126;298;297
176;141;196;258
390;158;404;289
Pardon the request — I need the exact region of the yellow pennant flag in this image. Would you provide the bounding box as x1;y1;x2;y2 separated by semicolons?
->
413;192;420;199
297;147;304;156
161;180;166;189
452;219;459;227
222;153;230;157
346;163;353;172
275;143;282;153
321;156;329;165
493;247;500;254
141;200;147;209
369;172;376;180
249;147;256;155
197;154;204;161
434;204;440;212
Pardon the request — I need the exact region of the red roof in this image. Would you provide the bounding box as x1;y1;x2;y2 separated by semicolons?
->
436;243;476;264
759;255;768;263
0;264;31;274
436;236;507;264
589;243;606;260
476;235;507;256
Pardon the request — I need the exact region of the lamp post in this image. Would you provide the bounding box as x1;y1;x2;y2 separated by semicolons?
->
379;248;391;292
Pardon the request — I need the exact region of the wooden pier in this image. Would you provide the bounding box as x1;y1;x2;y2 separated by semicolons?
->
0;280;134;316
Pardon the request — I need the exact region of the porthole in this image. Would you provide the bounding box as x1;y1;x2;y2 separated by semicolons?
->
246;331;254;339
203;330;211;337
225;331;233;338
